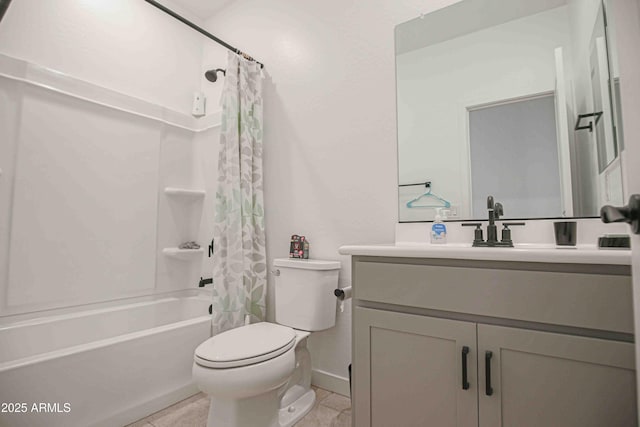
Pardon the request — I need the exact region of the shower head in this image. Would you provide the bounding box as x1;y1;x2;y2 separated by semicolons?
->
205;68;226;83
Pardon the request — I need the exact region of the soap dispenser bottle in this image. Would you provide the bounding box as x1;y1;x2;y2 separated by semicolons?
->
431;209;447;244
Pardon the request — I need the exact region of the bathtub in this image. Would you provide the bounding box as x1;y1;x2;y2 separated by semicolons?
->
0;295;211;427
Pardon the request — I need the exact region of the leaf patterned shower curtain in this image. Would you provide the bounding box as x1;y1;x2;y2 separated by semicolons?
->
211;52;266;335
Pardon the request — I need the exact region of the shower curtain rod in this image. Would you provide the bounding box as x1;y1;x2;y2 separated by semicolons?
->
144;0;264;69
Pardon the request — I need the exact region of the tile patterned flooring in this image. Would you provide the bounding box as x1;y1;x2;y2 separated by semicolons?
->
125;386;351;427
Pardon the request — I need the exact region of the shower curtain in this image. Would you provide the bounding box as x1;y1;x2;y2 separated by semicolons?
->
211;52;266;335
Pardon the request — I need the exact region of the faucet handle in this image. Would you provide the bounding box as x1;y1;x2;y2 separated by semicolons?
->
462;222;484;246
501;222;525;246
494;202;504;219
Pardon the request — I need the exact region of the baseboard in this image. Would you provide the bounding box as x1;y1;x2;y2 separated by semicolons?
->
311;369;351;398
89;383;200;427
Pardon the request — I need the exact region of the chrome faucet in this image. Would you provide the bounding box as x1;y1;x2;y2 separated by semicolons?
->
462;196;524;247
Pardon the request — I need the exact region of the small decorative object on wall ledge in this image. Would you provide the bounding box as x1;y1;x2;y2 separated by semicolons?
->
290;235;310;259
179;241;200;250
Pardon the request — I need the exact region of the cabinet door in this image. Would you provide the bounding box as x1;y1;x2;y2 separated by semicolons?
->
353;307;477;427
478;324;637;427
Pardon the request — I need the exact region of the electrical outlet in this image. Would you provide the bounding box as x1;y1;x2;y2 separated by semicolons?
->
448;205;459;217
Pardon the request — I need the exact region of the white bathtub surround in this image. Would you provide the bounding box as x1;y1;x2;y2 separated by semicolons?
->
0;53;218;317
0;2;222;425
0;295;211;427
0;52;218;425
212;52;266;334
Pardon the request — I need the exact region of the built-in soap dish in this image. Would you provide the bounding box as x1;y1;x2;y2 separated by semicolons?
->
162;247;204;260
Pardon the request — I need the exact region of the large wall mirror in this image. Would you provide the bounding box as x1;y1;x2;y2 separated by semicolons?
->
396;0;627;222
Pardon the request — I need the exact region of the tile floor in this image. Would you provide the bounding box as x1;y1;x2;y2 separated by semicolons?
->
125;386;351;427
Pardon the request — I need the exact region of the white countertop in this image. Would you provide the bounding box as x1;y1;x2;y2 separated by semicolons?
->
338;243;631;265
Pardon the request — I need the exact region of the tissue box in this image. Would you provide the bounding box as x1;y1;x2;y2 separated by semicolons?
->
289;235;310;259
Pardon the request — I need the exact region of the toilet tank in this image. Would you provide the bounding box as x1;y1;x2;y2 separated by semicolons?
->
273;258;341;331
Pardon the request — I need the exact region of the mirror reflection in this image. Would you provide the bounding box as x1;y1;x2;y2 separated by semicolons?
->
396;0;626;222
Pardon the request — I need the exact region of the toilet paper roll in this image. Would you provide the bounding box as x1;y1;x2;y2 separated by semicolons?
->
334;286;352;301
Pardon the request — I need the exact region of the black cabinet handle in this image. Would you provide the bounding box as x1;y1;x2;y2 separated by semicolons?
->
485;351;493;396
461;346;470;390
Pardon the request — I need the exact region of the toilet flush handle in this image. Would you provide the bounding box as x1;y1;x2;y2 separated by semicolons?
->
271;269;280;276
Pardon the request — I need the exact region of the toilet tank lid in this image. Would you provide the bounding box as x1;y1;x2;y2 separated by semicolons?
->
274;258;341;270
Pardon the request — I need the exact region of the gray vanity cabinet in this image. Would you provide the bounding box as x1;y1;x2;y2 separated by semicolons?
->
354;307;478;427
351;257;636;427
478;324;636;427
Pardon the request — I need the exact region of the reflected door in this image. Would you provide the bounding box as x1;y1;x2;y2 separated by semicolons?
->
468;94;562;219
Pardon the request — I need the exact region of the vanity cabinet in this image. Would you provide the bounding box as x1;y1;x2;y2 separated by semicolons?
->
355;308;477;427
351;257;636;427
477;324;636;427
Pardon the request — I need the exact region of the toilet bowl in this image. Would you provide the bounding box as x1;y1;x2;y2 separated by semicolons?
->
193;258;340;427
193;323;309;427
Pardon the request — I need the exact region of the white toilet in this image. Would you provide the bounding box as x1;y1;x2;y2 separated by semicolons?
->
192;258;341;427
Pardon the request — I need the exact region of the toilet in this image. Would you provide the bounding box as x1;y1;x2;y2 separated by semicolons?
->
192;258;341;427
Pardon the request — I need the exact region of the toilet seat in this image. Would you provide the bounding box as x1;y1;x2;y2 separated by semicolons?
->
195;322;296;369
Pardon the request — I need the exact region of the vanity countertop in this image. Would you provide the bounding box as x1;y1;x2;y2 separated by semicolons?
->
338;243;631;265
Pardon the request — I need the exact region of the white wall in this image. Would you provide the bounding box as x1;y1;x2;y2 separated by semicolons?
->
397;6;572;221
202;0;462;392
0;0;205;115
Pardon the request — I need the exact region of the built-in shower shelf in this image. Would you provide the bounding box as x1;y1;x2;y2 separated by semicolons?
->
162;247;204;260
164;187;206;200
